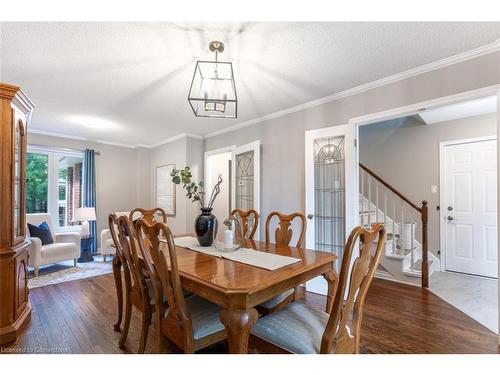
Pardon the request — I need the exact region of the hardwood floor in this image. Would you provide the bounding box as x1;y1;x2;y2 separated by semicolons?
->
0;274;498;354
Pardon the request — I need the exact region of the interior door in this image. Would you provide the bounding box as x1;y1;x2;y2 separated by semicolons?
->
231;141;261;237
305;124;358;294
444;137;498;278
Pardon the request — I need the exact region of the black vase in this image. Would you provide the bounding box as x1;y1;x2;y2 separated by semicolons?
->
195;207;216;246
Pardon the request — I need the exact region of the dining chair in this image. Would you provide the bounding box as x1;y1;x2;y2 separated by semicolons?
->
256;211;307;315
250;223;386;354
230;208;259;240
110;214;156;353
135;219;227;353
129;207;167;225
110;208;168;332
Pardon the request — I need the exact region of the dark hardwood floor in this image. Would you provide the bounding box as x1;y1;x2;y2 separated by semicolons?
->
1;274;498;354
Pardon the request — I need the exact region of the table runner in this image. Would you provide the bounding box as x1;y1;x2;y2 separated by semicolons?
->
170;236;301;271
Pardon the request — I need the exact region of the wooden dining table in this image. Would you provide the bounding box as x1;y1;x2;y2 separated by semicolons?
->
112;236;338;354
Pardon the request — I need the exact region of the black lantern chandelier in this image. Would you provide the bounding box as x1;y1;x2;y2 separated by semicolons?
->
188;41;237;118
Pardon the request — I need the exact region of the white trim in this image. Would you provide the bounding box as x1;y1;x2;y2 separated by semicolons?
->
374;270;420;287
205;40;500;139
204;145;236;213
438;135;497;273
149;133;203;148
29;128;138;149
350;85;500;127
497;90;500;346
29;128;203;149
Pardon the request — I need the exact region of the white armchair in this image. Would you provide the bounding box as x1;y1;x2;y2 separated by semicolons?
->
26;213;81;277
100;211;139;261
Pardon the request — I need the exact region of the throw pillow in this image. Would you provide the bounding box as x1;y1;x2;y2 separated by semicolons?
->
28;221;54;245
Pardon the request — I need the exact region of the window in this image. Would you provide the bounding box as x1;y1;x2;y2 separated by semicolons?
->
27;146;84;230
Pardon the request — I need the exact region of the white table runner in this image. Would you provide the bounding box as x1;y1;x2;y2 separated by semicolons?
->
171;236;301;271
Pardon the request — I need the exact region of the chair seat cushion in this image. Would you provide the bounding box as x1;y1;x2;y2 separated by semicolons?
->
165;294;224;341
40;242;78;262
258;288;294;309
251;301;329;354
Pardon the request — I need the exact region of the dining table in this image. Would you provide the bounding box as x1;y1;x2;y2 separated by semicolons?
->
112;236;338;354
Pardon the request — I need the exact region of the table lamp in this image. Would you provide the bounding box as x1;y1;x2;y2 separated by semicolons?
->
75;207;96;238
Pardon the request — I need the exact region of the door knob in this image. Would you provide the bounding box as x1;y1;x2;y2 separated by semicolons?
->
447;216;454;221
307;214;314;219
447;206;453;211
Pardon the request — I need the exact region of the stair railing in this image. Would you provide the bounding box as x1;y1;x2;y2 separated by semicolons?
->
359;163;429;287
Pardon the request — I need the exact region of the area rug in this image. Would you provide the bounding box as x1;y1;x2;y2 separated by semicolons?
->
28;255;113;289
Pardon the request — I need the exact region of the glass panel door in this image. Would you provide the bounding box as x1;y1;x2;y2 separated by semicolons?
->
305;124;358;295
314;135;346;263
231;141;261;239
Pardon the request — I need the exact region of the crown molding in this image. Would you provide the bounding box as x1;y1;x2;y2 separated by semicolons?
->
148;133;203;148
28;128;137;149
28;128;204;149
205;39;500;139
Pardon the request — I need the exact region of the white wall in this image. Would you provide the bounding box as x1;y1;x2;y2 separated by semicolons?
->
148;136;204;234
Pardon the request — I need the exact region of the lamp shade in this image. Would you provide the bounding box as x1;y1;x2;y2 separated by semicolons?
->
75;207;96;222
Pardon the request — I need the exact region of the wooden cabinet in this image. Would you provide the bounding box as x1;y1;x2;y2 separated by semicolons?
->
0;83;34;345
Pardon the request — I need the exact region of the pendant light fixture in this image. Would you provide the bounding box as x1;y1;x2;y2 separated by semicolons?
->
188;41;237;118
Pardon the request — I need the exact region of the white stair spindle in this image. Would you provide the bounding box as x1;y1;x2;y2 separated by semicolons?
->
400;201;405;256
384;189;387;227
411;222;415;270
368;176;372;226
392;197;396;254
360;171;365;225
375;183;379;223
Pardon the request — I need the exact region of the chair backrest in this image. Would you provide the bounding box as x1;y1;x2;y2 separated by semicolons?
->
264;211;306;248
26;213;56;235
320;223;385;354
230;208;259;240
112;214;149;301
129;208;167;225
135;220;191;328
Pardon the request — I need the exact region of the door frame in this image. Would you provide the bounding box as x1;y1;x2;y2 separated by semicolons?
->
438;135;497;274
347;84;499;344
204;145;235;215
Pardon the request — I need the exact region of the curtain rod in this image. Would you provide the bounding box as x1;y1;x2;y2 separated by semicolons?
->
28;144;101;156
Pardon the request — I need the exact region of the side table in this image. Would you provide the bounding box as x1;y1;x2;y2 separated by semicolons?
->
78;236;95;263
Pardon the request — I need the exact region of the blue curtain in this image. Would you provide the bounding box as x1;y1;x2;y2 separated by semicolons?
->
82;149;97;253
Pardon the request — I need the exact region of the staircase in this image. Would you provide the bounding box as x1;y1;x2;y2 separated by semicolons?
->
359;163;440;287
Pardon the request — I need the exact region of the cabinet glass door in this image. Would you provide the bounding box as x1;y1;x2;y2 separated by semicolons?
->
12;119;25;244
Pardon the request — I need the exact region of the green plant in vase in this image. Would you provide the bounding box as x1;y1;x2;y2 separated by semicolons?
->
170;166;223;246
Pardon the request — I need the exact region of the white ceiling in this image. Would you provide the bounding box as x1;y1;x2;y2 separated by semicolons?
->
1;22;499;147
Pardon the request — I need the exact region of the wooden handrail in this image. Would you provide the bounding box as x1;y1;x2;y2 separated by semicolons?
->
359;162;429;288
359;163;421;212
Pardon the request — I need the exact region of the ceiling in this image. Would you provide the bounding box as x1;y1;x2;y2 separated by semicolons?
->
1;22;499;147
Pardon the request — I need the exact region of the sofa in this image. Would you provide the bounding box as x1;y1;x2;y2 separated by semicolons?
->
26;213;81;277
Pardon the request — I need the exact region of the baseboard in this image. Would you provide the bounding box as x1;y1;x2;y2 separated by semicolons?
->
374;270;423;287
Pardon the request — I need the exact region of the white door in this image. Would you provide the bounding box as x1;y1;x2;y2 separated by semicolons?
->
204;148;233;219
443;137;498;278
231;141;261;237
305;124;358;294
